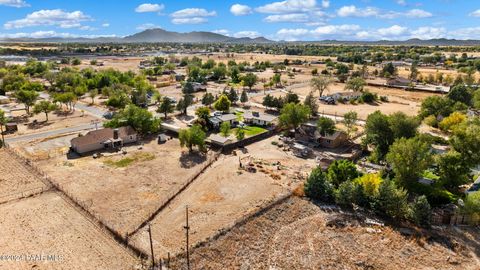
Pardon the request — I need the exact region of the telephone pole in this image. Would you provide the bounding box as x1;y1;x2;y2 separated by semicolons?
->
148;223;155;268
184;205;190;270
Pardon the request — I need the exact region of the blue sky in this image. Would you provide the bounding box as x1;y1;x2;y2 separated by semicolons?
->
0;0;479;40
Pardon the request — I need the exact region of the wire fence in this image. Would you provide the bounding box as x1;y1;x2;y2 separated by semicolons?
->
3;142;149;261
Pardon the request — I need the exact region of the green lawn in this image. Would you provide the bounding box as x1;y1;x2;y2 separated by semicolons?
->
232;125;267;137
235;111;244;121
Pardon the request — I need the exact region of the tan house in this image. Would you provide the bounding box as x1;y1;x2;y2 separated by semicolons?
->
71;126;138;154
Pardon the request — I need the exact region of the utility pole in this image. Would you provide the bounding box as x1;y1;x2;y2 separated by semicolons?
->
148;223;155;269
91;119;100;130
184;205;190;270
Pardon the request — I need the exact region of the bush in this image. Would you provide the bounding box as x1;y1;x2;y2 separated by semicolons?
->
427;188;457;206
423;115;438;127
373;180;409;220
410;195;432;227
360;91;376;103
335;181;369;208
327;160;361;187
380;96;389;102
354;173;383;198
304;167;334;201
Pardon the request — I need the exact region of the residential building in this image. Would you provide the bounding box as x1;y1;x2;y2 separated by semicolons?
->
209;113;237;129
243;111;277;126
70;126;138;154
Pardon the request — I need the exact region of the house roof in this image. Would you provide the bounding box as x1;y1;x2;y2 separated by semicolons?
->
208;134;232;145
71;126;136;147
332;91;361;97
216;114;237;122
243;111;277;122
321;130;347;141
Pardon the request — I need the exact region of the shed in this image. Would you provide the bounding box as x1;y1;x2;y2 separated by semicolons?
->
158;133;168;144
208;134;232;146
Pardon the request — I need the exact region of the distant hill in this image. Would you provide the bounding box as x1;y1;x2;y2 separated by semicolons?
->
293;38;480;46
0;28;274;44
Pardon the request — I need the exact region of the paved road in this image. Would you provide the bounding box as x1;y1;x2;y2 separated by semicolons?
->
76;103;108;119
5;122;103;144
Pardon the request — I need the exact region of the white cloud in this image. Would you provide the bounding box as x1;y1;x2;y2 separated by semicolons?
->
136;23;161;30
410;27;446;39
0;31;116;39
470;9;480;17
321;0;329;8
0;0;29;7
264;13;309;23
276;28;309;41
170;8;216;24
377;25;408;36
256;0;317;14
451;27;480;39
405;9;432;18
337;5;379;17
171;8;216;18
171;17;208;25
212;29;230;36
233;31;261;38
311;24;361;36
396;0;406;6
337;5;432;19
102;23;110;27
230;4;252;16
135;3;164;13
4;9;92;29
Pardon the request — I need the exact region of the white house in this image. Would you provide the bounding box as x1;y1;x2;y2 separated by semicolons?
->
243;111;277;126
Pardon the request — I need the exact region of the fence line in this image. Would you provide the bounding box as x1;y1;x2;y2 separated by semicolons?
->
126;150;221;238
3;143;149;261
0;186;51;206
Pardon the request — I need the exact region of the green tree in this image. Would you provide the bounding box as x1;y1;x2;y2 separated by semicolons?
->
343;111;358;139
106;92;131;109
463;191;480;215
240;89;248;104
179;124;206;152
88;89;98;105
317;117;336;137
450;121;480;167
242;73;258;90
310;76;332;97
176;95;193;115
374;179;409;220
303;91;318;116
272;73;281;87
388;112;420;140
33;101;57;121
202;93;215;106
220;121;231;137
71;58;81;65
364;111;394;160
419;96;453;119
447;84;472;105
227;88;239;104
279;103;311;132
345;77;366;92
213;94;231;113
327;159;360;187
437;150;471;191
386;137;432;190
236;128;245;140
410;195;432;227
229;66;241;83
105;105;160;134
15;90;39;114
304;167;334;201
157;97;175;118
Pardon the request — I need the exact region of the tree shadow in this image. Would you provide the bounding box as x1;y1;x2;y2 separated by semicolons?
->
179;151;206;169
27;121;53;130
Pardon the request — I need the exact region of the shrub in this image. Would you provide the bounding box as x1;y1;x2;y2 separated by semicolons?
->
327;160;361;187
423;115;438;127
373;179;409;220
360;91;376;103
354;173;383;198
410;195;432;227
304;167;334;201
380;96;389;102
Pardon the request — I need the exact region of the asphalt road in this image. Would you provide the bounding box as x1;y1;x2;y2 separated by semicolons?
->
5;122;103;144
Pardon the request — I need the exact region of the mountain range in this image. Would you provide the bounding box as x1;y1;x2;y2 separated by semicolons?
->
2;28;480;46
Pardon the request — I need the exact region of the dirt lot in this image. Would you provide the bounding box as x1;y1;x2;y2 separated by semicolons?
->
37;138;217;236
6;109;96;137
0;192;139;270
171;196;480;270
129;136;317;257
0;149;47;204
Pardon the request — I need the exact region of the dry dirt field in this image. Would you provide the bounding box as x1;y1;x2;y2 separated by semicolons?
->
171;196;480;270
37;138;217;236
0;192;140;270
0;149;47;204
130;136;317;258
